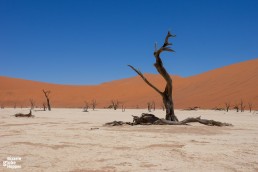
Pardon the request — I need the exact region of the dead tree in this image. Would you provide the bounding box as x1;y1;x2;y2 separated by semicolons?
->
42;90;51;111
121;104;126;112
234;103;239;112
225;102;230;112
111;100;119;110
147;102;152;112
240;99;245;112
91;99;97;110
83;101;89;112
152;101;156;111
129;31;178;121
111;31;233;127
43;103;46;111
248;102;253;113
29;99;35;110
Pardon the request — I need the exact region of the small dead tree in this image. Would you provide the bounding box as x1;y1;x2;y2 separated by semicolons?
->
234;103;239;112
121;104;126;112
14;102;17;109
152;101;156;111
29;99;35;110
43;103;46;111
129;31;179;121
248;102;253;113
42;90;51;111
111;100;119;110
83;101;89;112
147;102;152;112
225;102;230;112
240;99;245;112
91;99;97;110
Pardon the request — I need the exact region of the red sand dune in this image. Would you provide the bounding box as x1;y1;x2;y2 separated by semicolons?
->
0;58;258;110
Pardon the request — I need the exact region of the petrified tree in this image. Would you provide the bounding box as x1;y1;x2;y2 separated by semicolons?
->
121;103;126;112
83;101;89;112
91;99;97;110
225;102;230;112
147;102;152;112
248;102;253;113
234;102;239;112
42;90;51;111
29;99;35;110
111;100;119;110
129;31;178;121
43;102;46;111
107;31;233;127
240;99;245;112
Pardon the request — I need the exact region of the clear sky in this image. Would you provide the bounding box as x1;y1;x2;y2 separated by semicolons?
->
1;0;258;85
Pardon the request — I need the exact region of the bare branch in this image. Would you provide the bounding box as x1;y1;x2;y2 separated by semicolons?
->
128;65;163;95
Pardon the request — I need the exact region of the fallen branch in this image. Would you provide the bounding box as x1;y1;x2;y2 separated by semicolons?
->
14;110;34;118
105;113;232;127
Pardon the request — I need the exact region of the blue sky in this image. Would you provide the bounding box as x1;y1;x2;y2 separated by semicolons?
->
1;0;258;85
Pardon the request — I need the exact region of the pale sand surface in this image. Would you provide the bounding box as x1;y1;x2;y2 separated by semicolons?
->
1;108;258;172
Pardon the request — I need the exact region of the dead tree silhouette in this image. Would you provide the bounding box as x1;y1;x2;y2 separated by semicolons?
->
106;31;232;127
225;102;230;112
42;90;51;111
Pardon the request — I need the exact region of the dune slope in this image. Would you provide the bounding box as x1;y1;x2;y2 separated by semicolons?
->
0;58;258;109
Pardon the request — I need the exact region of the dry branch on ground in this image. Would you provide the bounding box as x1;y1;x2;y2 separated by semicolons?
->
105;113;232;127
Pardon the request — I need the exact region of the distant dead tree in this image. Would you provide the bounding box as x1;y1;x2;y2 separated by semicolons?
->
121;104;126;112
29;99;35;110
1;103;4;109
111;100;119;110
147;102;152;112
91;99;97;110
248;102;253;113
43;103;46;111
14;102;17;109
225;102;230;112
240;99;245;112
152;101;156;111
42;90;51;111
83;101;89;112
234;103;239;112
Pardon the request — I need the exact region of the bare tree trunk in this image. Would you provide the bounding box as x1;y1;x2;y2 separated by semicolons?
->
225;102;230;112
43;103;46;111
240;99;245;112
147;102;152;112
42;90;51;111
248;102;253;113
29;99;35;110
91;99;97;110
129;31;178;121
111;100;119;110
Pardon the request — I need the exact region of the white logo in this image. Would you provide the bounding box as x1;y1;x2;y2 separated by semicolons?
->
2;156;22;169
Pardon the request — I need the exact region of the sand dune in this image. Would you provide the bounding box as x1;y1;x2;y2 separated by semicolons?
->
0;58;258;109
